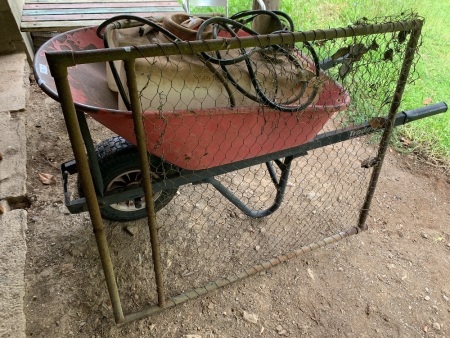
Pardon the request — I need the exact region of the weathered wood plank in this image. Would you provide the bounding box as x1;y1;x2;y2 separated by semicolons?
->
21;0;184;31
22;16;169;31
22;21;107;32
22;11;175;22
24;2;179;9
25;0;173;3
23;6;180;15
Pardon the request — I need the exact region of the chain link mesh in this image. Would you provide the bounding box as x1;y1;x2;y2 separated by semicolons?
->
94;12;422;310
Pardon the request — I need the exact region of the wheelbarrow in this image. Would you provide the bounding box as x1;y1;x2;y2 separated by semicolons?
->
33;11;448;324
34;13;448;223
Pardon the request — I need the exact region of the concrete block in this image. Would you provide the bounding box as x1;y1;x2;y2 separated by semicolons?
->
0;111;27;200
0;53;29;113
0;209;27;338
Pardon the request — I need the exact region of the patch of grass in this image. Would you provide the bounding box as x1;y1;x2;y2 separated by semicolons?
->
226;0;449;165
399;0;450;162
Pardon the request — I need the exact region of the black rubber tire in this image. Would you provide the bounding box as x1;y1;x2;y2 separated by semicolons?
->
79;136;178;222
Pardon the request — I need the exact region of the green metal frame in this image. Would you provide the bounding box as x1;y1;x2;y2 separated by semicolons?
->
44;19;430;324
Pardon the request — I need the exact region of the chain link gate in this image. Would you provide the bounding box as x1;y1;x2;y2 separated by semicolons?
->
34;11;447;324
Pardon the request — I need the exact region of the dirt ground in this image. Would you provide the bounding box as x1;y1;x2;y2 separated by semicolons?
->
23;80;450;338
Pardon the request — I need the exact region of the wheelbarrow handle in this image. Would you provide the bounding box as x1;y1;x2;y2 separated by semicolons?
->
397;102;448;124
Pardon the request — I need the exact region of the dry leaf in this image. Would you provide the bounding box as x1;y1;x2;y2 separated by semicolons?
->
399;137;411;146
338;59;352;79
38;173;56;185
297;69;316;82
361;157;380;168
331;46;350;61
398;30;409;43
423;97;433;105
369;117;387;129
383;48;394;61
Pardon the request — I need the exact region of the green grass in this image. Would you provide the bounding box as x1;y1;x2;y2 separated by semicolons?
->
399;1;450;164
227;0;450;164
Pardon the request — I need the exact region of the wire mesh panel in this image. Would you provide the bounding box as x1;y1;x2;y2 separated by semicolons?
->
96;12;420;300
37;11;436;323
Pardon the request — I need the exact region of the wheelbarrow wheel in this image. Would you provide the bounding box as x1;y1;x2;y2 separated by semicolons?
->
79;136;179;222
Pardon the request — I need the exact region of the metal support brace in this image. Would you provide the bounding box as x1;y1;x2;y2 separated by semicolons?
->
124;59;166;308
357;25;423;230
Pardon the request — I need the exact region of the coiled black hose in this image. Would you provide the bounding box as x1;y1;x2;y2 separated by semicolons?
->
98;11;320;113
97;14;237;109
195;11;321;112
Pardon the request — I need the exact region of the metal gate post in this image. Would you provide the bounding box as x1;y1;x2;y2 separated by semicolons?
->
124;59;167;308
48;63;125;323
357;23;423;229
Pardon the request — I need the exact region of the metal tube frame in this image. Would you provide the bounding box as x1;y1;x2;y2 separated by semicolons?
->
50;68;125;323
357;24;423;229
44;19;431;324
123;59;167;307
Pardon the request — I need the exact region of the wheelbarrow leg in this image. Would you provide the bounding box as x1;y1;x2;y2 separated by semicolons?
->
75;110;104;195
266;159;288;186
206;155;294;218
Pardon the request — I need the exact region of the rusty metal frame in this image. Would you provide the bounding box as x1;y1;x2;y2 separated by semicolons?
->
45;19;424;324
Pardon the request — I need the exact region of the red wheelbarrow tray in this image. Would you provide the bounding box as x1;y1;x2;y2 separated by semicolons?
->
34;26;350;171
